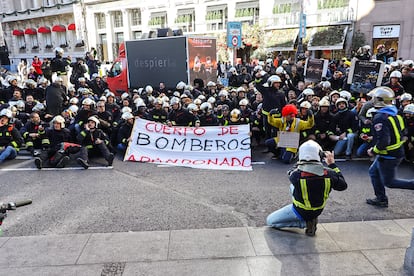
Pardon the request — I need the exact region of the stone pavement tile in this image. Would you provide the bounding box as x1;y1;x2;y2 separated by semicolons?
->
248;227;341;256
394;218;414;233
0;234;90;267
273;251;380;275
246;256;283;276
0;237;10;248
0;264;103;276
362;248;407;275
321;220;410;251
168;227;256;260
77;231;169;264
123;258;251;276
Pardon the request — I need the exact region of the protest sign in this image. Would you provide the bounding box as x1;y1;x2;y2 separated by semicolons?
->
304;58;328;83
347;58;385;94
124;118;252;171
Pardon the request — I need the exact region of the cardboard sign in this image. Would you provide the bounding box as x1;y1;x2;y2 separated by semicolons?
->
277;131;300;149
304;58;328;83
347;58;385;94
124;118;252;171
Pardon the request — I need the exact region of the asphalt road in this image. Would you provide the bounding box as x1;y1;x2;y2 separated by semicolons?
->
1;148;413;237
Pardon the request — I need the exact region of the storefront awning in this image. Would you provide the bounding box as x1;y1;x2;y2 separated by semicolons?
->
52;24;66;32
38;26;51;34
264;28;298;51
12;29;24;36
24;28;37;35
307;25;349;51
68;23;76;31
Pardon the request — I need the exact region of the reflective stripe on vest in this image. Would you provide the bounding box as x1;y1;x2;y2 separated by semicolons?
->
292;178;331;211
376;115;406;154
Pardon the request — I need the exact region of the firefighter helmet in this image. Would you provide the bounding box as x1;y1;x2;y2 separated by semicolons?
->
298;140;323;162
372;86;395;107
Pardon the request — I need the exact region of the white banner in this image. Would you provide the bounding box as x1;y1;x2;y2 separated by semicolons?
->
124;118;252;171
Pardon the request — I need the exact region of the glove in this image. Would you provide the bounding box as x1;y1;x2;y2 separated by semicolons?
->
269;109;280;116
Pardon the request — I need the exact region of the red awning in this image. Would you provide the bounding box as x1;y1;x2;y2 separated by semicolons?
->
68;23;76;31
52;24;66;32
24;28;37;35
38;26;51;34
12;29;24;36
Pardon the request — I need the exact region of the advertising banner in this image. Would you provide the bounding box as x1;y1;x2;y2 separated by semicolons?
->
304;58;328;83
124;118;252;171
187;37;217;86
347;58;385;94
125;37;188;89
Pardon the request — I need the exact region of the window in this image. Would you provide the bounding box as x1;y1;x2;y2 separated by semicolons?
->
98;33;108;62
235;6;259;24
114;11;123;28
133;31;142;40
114;32;124;57
109;61;123;77
206;7;227;31
149;13;167;28
317;0;349;9
43;0;55;6
175;9;195;32
131;9;142;26
96;13;106;29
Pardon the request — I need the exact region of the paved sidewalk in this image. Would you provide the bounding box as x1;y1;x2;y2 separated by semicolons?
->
0;219;413;276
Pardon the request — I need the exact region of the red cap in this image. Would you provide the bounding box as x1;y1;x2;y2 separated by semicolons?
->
282;104;298;117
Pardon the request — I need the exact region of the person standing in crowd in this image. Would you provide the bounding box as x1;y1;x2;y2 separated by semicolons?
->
366;87;414;208
41;58;53;83
86;52;101;79
45;78;67;117
267;140;347;236
50;47;70;88
70;57;88;85
32;56;43;76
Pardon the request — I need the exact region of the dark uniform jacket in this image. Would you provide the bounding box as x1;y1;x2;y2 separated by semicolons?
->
290;164;347;221
0;123;23;149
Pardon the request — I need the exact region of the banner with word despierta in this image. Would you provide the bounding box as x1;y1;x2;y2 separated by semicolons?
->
124;118;252;171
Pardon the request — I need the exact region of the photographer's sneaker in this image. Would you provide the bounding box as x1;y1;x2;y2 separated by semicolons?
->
366;197;388;207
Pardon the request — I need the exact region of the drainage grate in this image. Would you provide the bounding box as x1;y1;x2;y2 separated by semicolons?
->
101;262;126;276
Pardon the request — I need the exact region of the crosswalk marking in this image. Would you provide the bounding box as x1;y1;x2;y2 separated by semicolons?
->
0;166;113;172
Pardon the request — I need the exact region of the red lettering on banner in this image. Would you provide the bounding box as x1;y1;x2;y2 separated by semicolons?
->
139;156;151;162
127;154;136;161
144;121;205;137
218;126;239;136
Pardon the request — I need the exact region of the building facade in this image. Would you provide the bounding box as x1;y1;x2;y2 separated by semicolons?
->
1;0;414;70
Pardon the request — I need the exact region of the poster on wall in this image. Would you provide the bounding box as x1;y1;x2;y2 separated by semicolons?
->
347;58;385;94
304;58;328;83
187;37;217;86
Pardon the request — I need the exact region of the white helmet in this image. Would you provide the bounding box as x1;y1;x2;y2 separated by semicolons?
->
266;58;273;64
162;102;170;109
25;79;36;88
239;98;249;106
335;98;348;108
207;81;216;87
55;47;64;55
68;105;79;115
170;97;180;105
253;65;263;72
300;101;311;109
229;67;237;74
32;102;45;112
321;81;331;89
339;90;352;101
389;70;402;79
207;96;216;104
218;90;229;98
403;103;414;114
99;96;107;102
403;60;414;67
236;86;246;93
52;115;65;128
78;77;86;83
0;108;12;119
106;91;115;98
69;97;79;105
82;98;95;106
319;98;330;107
187;103;198;112
88;116;100;127
400;93;412;102
121;106;133;113
372;86;395;107
15;100;25;111
264;75;282;87
298;140;323;162
121;92;130;100
275;66;285;75
176;81;186;90
366;107;377;118
154;98;163;105
194;98;202;105
200;102;212;111
145;85;153;94
303;88;314;96
230;108;241;122
121;112;134;120
134;98;145;108
197;95;206;101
